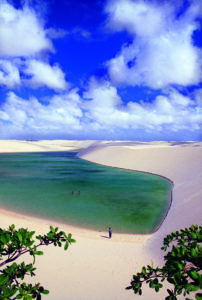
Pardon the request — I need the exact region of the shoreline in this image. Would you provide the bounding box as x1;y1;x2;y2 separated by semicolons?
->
0;150;173;236
78;155;174;235
0;140;201;300
79;142;202;253
0;206;151;244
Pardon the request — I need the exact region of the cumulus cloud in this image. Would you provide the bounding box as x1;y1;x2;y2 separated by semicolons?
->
83;79;124;129
83;81;202;132
0;59;68;90
0;59;20;87
0;90;83;137
105;0;202;88
0;0;201;140
23;60;68;90
0;81;201;139
105;0;169;36
0;1;53;57
0;1;68;90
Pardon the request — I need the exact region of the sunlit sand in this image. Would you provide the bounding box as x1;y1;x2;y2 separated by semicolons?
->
0;140;201;300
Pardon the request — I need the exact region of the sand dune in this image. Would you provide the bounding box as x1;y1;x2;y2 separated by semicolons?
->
0;139;96;152
0;140;201;300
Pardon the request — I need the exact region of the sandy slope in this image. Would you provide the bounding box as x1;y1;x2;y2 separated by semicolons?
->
0;140;96;152
0;140;201;300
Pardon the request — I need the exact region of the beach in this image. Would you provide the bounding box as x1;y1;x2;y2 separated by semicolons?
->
0;140;201;300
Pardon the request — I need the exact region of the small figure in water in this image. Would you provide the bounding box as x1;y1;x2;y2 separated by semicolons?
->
72;191;74;195
109;227;112;239
78;191;80;195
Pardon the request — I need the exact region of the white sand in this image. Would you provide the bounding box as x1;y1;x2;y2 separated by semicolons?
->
0;140;201;300
0;139;96;152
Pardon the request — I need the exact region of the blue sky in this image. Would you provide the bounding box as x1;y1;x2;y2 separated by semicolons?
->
0;0;202;140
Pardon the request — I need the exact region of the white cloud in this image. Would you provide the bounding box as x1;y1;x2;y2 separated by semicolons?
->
194;88;202;106
0;59;68;90
106;0;202;88
0;59;20;87
0;91;83;137
0;1;53;57
23;60;68;90
0;83;201;139
105;0;169;37
83;79;125;130
0;1;69;91
83;81;202;132
0;0;201;140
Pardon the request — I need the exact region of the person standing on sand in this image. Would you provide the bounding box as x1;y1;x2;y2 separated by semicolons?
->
109;227;112;239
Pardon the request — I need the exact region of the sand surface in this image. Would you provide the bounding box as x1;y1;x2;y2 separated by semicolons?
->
0;140;201;300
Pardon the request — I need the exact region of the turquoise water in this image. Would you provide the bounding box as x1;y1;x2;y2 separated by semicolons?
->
0;152;172;233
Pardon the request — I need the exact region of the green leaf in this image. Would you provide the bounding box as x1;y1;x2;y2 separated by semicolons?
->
70;238;76;243
0;275;9;285
50;226;54;233
67;233;72;240
167;289;174;296
165;296;175;300
155;286;160;292
196;293;202;300
125;286;133;290
23;295;33;300
167;277;175;284
186;283;200;292
35;251;43;255
9;224;15;231
189;270;201;282
191;248;197;257
41;289;49;295
190;232;197;239
64;242;69;250
0;235;7;244
37;294;42;300
17;233;23;242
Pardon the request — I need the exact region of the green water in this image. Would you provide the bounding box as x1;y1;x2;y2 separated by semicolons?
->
0;152;172;233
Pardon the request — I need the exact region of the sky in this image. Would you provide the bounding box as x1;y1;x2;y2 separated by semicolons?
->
0;0;202;141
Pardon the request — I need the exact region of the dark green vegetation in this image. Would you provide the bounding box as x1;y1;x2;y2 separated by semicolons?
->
0;224;75;299
126;225;202;300
0;152;172;233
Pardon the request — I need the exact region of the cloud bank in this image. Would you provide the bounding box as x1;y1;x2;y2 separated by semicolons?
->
0;0;202;140
0;80;201;139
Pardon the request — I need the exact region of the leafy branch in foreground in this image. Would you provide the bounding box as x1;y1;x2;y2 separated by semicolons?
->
0;224;76;299
126;225;202;300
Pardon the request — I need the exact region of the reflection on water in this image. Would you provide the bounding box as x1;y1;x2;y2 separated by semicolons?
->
0;152;172;233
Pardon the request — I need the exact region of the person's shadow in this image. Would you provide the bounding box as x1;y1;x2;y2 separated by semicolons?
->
100;235;110;239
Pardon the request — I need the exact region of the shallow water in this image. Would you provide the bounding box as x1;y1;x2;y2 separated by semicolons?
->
0;152;172;233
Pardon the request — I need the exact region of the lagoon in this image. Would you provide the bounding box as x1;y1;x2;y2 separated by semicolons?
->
0;151;172;233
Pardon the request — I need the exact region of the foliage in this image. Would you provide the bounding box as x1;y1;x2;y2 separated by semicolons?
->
0;224;76;299
126;225;202;300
